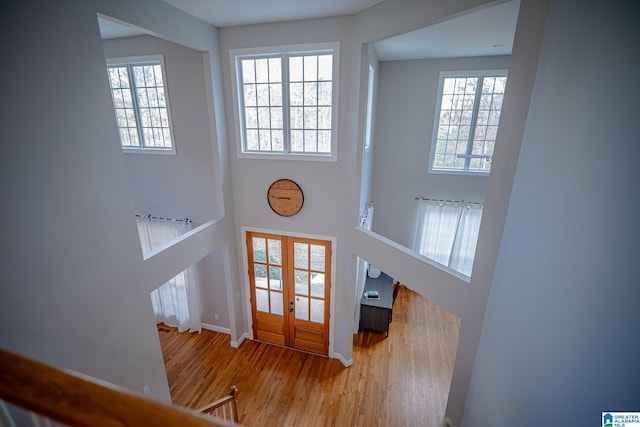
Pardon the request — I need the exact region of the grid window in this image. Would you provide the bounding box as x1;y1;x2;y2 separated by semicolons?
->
431;72;507;173
235;47;336;158
107;58;174;153
241;57;284;152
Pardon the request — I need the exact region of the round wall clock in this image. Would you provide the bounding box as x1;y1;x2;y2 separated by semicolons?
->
267;179;304;217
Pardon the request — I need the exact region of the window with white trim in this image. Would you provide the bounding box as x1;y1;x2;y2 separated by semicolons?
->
232;44;338;160
106;56;175;154
364;64;375;152
430;71;507;173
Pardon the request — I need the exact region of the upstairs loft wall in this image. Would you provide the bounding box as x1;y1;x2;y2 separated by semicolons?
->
102;34;230;329
371;55;510;249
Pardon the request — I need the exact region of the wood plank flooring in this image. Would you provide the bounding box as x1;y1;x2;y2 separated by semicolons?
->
158;285;461;427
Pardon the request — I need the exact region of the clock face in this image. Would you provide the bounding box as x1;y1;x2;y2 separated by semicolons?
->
267;179;304;217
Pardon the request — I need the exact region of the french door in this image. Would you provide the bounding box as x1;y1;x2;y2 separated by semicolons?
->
247;231;331;355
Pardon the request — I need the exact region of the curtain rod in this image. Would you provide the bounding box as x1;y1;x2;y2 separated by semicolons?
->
135;214;192;224
414;197;483;205
359;201;373;226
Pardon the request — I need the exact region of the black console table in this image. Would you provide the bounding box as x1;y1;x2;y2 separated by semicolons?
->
359;272;396;336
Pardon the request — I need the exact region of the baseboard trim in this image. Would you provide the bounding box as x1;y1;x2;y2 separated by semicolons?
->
201;323;231;335
231;332;251;348
332;352;353;367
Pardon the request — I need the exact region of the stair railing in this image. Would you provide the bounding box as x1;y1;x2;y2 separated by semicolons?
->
197;386;239;424
0;348;237;427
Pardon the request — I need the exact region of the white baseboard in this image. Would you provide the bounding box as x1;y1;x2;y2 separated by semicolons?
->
201;323;231;335
332;352;353;367
231;332;251;348
202;328;350;364
202;324;251;349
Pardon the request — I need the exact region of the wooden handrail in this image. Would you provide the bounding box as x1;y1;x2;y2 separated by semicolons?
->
0;348;235;427
197;385;239;423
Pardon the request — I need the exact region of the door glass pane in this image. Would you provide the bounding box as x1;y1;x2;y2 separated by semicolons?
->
253;237;266;262
268;239;281;265
294;270;308;296
310;244;325;272
256;289;268;312
294;242;308;269
270;291;283;315
295;296;308;320
310;299;324;323
310;273;324;298
269;266;282;290
254;264;267;288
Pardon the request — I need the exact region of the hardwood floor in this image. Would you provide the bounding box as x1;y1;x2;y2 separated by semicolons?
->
158;285;461;427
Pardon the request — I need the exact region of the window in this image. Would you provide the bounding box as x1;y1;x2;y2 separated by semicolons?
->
106;56;175;154
364;64;375;152
430;71;507;173
232;43;338;160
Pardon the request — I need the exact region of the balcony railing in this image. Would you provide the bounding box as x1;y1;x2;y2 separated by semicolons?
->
0;348;239;427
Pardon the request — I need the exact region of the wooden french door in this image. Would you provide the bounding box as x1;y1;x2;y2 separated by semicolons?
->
247;231;331;355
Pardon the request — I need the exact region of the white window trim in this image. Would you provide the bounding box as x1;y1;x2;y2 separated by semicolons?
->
428;69;508;176
364;64;375;153
229;42;340;162
106;54;177;155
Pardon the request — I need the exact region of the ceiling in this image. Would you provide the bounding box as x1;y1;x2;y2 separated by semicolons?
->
373;1;519;60
98;18;146;40
99;0;519;60
163;0;385;28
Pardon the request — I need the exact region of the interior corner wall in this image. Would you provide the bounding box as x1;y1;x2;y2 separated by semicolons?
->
0;0;171;402
371;55;509;249
462;0;640;425
198;247;231;328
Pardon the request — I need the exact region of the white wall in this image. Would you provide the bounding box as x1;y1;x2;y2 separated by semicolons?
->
102;35;230;329
0;0;243;405
0;0;171;401
372;55;509;248
348;1;550;425
102;35;219;225
219;15;360;362
462;0;640;425
95;0;247;345
198;246;231;329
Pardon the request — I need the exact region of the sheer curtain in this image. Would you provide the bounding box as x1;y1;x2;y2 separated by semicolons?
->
450;203;484;276
415;199;483;277
415;200;462;266
136;216;201;333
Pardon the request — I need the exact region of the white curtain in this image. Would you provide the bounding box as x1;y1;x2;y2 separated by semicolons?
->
136;216;201;333
415;200;462;266
415;199;483;277
450;203;484;276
